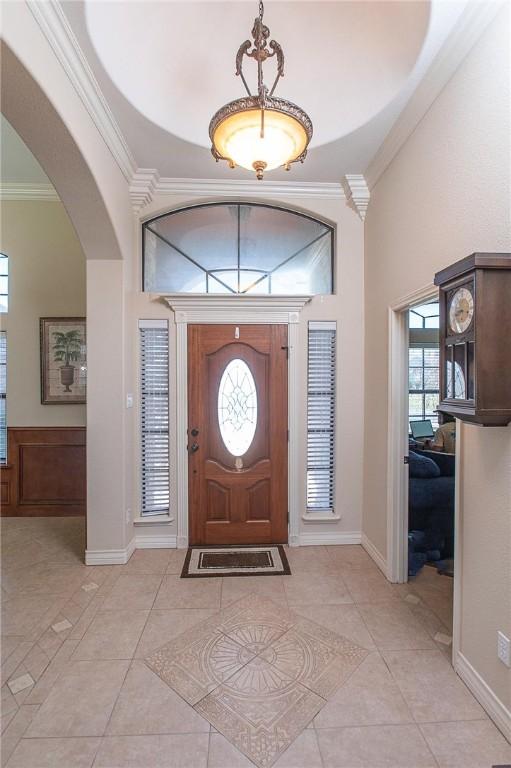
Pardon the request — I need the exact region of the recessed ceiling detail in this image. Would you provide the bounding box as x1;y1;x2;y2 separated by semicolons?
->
85;1;430;150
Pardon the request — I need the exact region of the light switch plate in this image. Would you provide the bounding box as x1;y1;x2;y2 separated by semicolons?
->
497;631;510;667
126;393;134;409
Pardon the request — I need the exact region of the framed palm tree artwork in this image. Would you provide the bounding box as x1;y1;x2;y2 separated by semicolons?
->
40;317;86;404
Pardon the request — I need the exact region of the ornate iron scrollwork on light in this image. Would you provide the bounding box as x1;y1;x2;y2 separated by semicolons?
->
209;1;313;180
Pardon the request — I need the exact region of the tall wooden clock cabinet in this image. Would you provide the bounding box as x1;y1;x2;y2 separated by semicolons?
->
434;252;511;426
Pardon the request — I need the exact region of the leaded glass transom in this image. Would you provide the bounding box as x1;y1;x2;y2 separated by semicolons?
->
143;203;334;295
218;359;257;456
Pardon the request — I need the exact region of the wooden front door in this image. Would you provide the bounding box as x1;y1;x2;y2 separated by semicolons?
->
188;324;288;545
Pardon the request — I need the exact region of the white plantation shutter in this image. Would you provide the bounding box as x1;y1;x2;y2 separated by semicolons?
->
307;321;336;512
140;320;170;516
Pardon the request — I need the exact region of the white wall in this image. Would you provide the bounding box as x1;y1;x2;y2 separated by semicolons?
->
127;194;365;546
364;7;510;716
0;199;86;427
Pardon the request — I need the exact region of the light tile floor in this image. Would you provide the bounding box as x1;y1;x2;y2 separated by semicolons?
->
1;517;510;768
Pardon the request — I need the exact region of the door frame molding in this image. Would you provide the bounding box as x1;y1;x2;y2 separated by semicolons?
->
164;295;312;548
387;283;438;582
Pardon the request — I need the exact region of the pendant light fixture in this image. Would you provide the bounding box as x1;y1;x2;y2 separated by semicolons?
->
209;1;312;180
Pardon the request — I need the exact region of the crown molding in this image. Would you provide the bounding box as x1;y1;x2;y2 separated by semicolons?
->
27;0;137;182
130;169;159;212
365;1;504;190
0;183;60;202
131;172;346;211
342;175;370;221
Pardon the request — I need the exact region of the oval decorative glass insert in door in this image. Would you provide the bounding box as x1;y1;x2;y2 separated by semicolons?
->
218;359;257;456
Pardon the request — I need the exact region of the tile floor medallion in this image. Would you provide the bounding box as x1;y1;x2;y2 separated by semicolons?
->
146;592;368;767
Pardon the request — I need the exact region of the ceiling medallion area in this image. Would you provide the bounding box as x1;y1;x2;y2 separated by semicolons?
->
209;1;313;180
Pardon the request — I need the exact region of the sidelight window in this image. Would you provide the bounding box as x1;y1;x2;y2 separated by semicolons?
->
143;203;334;296
306;321;336;513
140;320;170;516
0;331;6;463
0;254;7;313
218;359;257;456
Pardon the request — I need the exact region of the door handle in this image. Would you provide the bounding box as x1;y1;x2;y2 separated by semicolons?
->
191;428;199;437
190;443;199;453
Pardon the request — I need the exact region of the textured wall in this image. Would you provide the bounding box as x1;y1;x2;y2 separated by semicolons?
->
364;8;510;709
0;200;86;427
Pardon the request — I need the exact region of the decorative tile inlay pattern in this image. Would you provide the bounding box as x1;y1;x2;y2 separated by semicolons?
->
146;593;367;767
7;673;35;695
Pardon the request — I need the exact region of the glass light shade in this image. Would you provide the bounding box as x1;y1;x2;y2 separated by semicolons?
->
212;108;308;172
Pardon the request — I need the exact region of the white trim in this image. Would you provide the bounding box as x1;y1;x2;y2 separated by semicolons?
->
287;321;301;547
85;538;136;565
138;318;168;330
365;2;504;190
133;515;173;526
175;321;189;549
165;296;311;549
164;295;311;325
27;0;137;181
299;531;361;546
302;513;341;523
452;419;463;662
135;534;177;549
130;169;159;212
386;306;410;583
361;533;388;578
342;175;370;221
156;177;345;200
454;650;511;743
132;172;345;210
85;533;177;562
0;183;59;202
386;284;438;583
308;320;336;332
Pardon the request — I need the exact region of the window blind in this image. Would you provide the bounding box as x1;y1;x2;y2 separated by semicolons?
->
306;321;336;512
140;321;170;516
409;344;440;430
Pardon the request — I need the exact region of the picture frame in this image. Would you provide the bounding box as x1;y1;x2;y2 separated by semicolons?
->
40;317;87;405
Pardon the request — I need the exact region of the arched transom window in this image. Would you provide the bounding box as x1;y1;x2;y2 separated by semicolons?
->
143;203;334;295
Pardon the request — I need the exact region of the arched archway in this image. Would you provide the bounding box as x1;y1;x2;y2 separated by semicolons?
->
1;21;133;559
1;42;124;262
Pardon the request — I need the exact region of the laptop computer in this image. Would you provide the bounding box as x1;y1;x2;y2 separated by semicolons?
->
409;419;435;440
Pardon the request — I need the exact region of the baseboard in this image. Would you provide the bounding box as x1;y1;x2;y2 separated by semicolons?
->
454;651;511;743
85;534;179;563
87;530;364;560
361;533;388;577
299;531;362;546
135;534;177;549
85;537;136;565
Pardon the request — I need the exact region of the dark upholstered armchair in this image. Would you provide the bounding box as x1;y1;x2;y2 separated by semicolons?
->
408;449;455;558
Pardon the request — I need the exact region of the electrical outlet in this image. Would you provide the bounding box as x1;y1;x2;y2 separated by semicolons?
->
126;508;131;525
497;631;510;667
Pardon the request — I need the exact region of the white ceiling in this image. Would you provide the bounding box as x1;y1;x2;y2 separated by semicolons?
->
85;1;429;149
59;0;466;182
1;1;469;186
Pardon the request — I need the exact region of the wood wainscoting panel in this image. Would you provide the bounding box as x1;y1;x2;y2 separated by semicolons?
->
1;465;12;507
1;427;86;516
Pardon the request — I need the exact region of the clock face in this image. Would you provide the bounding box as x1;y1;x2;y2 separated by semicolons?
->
449;287;474;334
